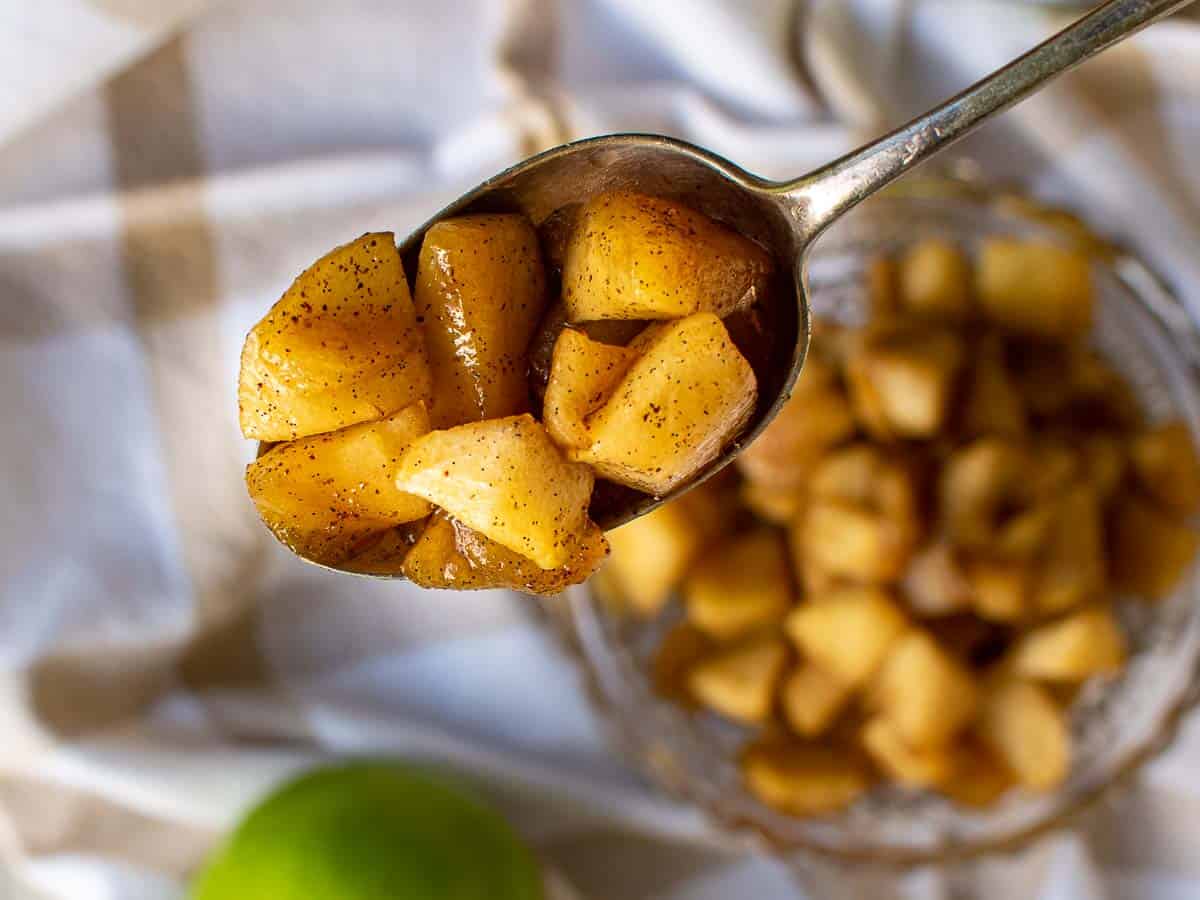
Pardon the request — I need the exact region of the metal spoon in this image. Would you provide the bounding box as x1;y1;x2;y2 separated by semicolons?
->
283;0;1192;575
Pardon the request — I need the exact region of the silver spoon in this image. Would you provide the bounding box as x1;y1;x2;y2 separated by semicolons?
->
280;0;1192;575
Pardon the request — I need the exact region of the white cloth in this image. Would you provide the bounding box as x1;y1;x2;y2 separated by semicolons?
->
1;1;1199;898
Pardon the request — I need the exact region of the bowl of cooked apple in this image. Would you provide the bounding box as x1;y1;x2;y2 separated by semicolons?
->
547;180;1200;868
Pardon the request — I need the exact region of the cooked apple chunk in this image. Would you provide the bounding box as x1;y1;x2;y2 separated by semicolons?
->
572;313;757;495
684;529;793;640
1110;493;1198;600
415;214;548;428
897;239;972;321
960;335;1026;438
799;445;919;583
735;348;854;490
245;403;432;565
544;328;638;449
394;414;593;569
781;662;852;738
977;238;1093;339
1129;421;1200;516
1008;606;1126;681
967;559;1029;623
687;634;789;724
742;738;872;815
400;514;608;594
978;679;1070;791
562;190;771;321
846;324;964;439
605;487;724;616
861;717;955;787
1033;485;1105;616
938;740;1014;807
903;543;973;617
873;630;978;748
238;233;432;441
785;588;908;687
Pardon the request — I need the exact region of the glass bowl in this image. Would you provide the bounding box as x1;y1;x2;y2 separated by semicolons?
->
542;179;1200;871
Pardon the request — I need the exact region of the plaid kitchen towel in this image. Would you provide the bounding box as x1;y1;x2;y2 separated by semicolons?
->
0;2;1199;898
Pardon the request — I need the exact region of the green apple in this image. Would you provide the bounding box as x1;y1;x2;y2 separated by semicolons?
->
192;761;542;900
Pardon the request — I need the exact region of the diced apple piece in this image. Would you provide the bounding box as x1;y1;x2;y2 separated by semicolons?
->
736;391;854;490
687;635;789;724
526;301;645;400
238;233;432;441
562;190;771;321
978;679;1070;791
652;622;716;706
1110;493;1198;600
572;313;757;495
1009;606;1126;681
960;335;1026;438
1077;433;1127;501
343;526;419;576
544;328;639;448
1130;421;1200;516
400;514;608;594
605;491;720;616
967;560;1029;623
873;630;978;747
741;739;871;816
1033;486;1105;616
245;403;432;565
977;239;1093;339
846;326;964;438
801;445;919;583
781;663;852;738
861;717;955;787
785;588;908;687
897;239;972;321
684;530;794;640
740;480;807;525
903;543;973;617
939;439;1030;550
415;214;547;428
394;414;593;569
939;740;1014;807
1110;494;1199;599
802;502;914;584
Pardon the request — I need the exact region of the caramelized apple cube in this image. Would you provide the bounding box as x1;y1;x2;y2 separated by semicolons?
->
245;403;432;565
873;630;978;747
394;414;593;569
415;214;547;428
978;679;1070;791
684;530;794;640
785;588;908;687
238;233;432;441
1008;606;1126;681
1130;421;1200;516
977;238;1092;339
400;514;608;594
573;313;756;494
543;328;638;449
687;635;789;724
861;717;955;787
897;239;972;321
563;191;771;321
781;663;852;738
741;739;871;815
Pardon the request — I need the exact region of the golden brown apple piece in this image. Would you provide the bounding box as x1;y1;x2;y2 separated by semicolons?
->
415;214;547;428
238;233;432;441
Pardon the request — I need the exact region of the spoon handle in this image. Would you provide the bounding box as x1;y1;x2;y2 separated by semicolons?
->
778;0;1194;239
